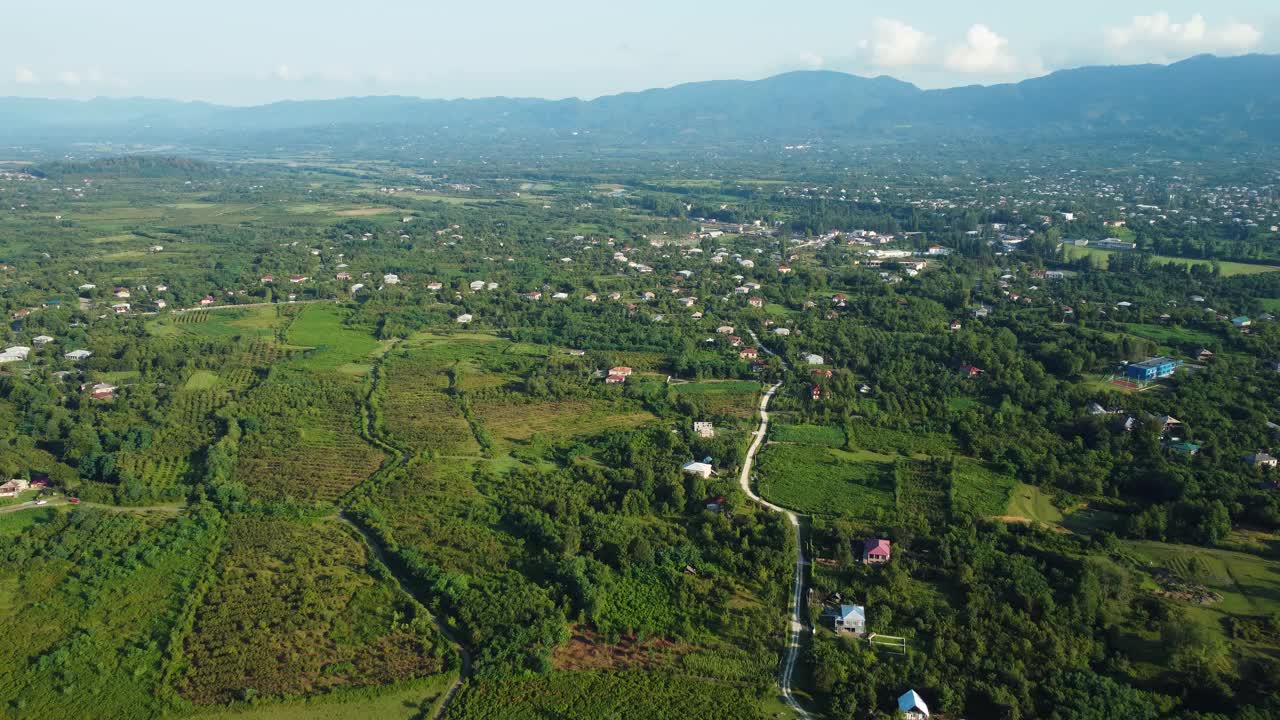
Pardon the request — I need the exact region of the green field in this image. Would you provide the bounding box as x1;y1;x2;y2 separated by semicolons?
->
1005;483;1063;524
287;304;383;374
184;370;221;390
951;459;1017;517
1121;323;1219;349
769;423;846;447
757;443;894;518
1065;245;1280;276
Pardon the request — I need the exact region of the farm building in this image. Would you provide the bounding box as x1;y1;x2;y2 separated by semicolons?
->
863;538;892;565
1126;357;1179;381
682;461;714;479
898;690;930;719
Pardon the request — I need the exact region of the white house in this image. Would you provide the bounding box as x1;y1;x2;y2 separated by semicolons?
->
681;461;714;479
693;422;715;439
832;604;866;636
383;274;401;285
898;690;929;719
32;335;54;347
456;314;473;324
65;349;93;361
0;478;31;498
0;346;31;363
469;280;486;291
804;354;825;365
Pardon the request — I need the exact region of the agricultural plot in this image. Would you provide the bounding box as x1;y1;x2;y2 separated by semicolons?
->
232;373;385;503
0;509;219;720
950;459;1018;517
893;459;950;525
190;675;455;720
1122;541;1280;619
287;304;383;375
443;671;770;720
178;516;451;706
756;443;895;519
674;380;760;420
1121;323;1219;350
370;458;509;575
471;398;655;451
769;422;846;447
166;306;284;340
117;388;224;496
1064;245;1280;276
380;351;481;456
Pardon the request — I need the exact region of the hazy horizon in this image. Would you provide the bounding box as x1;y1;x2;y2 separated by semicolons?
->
3;52;1277;108
3;1;1277;105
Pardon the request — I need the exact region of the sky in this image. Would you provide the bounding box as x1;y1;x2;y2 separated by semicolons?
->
3;1;1278;105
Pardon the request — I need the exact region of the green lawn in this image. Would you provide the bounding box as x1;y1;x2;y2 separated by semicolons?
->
1005;483;1063;524
184;370;220;390
1065;245;1280;276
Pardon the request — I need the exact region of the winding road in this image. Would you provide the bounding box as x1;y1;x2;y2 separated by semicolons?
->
740;332;813;719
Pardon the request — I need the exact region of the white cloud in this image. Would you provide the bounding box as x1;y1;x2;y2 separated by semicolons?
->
56;70;82;87
14;66;37;84
797;51;825;69
945;24;1020;74
865;18;932;68
273;64;295;81
1104;13;1263;61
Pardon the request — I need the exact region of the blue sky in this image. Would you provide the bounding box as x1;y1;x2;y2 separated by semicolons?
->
3;1;1278;104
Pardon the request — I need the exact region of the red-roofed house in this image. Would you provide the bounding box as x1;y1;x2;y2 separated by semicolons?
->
863;538;892;565
960;364;983;377
739;348;759;359
605;374;627;385
748;297;764;308
609;367;633;377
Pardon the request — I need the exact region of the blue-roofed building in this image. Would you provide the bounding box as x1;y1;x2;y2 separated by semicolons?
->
1126;356;1179;381
831;604;866;636
898;689;930;719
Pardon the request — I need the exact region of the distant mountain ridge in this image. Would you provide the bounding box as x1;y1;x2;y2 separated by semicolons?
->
2;54;1278;145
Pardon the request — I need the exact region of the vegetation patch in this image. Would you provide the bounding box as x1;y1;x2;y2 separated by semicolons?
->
178;516;451;705
757;444;894;518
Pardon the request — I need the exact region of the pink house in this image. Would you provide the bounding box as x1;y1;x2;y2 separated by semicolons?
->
863;538;891;565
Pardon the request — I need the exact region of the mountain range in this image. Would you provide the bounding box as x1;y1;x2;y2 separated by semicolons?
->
2;54;1278;147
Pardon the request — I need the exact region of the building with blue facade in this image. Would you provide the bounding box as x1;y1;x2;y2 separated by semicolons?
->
1126;356;1179;381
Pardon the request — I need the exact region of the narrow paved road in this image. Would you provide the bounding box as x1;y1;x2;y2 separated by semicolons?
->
740;330;813;719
